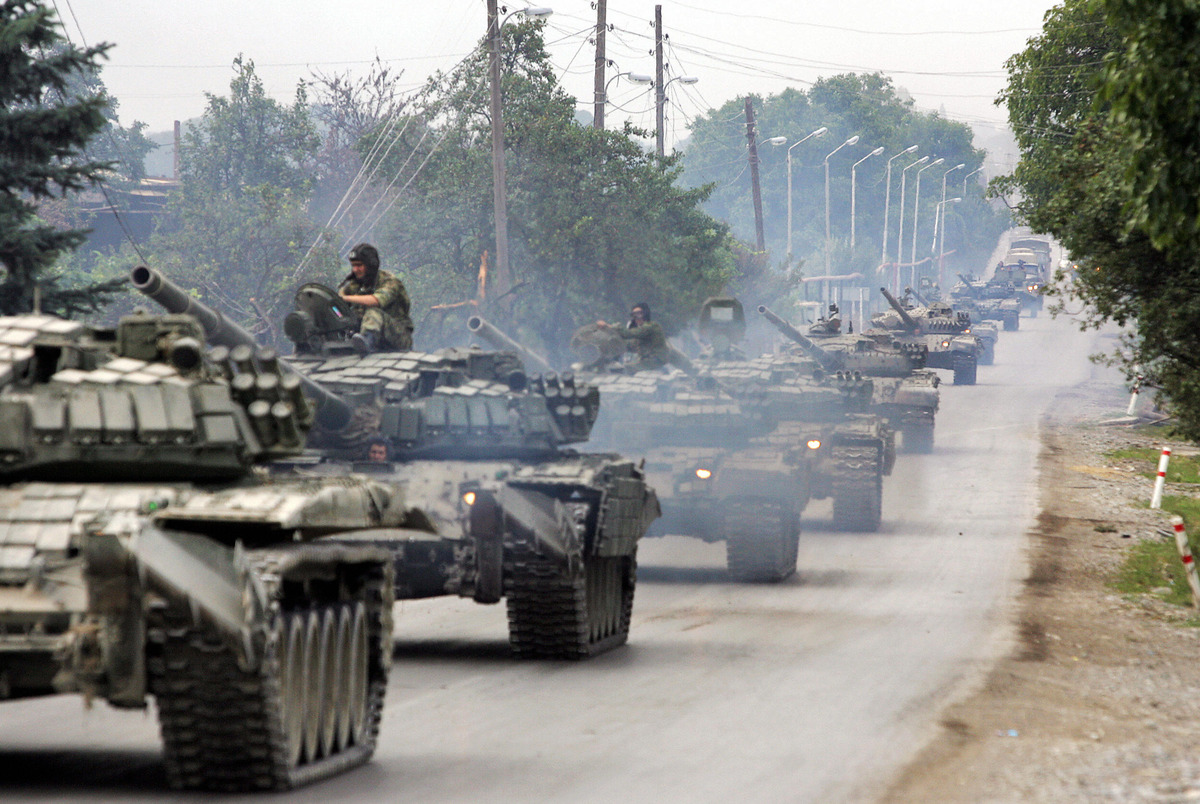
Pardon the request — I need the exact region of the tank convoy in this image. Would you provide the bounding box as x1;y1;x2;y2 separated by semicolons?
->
133;266;658;660
947;273;1021;335
758;304;941;454
0;308;403;790
871;287;982;385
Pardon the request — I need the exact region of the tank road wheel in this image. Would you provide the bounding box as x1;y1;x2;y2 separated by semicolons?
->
953;353;977;385
831;446;883;532
279;614;306;768
901;424;935;455
724;502;800;582
506;547;637;660
147;558;392;791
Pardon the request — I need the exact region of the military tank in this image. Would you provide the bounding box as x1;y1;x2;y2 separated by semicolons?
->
758;304;941;454
0;309;404;791
133;267;657;659
872;287;982;385
911;283;1000;364
690;298;895;532
469;310;819;581
994;254;1045;317
949;273;1021;334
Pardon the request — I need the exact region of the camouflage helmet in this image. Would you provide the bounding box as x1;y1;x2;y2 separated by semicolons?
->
348;243;380;273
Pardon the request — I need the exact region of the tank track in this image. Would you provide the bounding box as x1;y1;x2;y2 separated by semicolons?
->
830;445;883;532
952;352;977;385
147;549;393;791
505;545;636;660
724;500;799;582
1003;311;1020;331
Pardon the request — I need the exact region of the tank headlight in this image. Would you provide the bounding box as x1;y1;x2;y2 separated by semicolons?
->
806;439;821;450
462;491;476;506
695;468;712;480
941;339;951;348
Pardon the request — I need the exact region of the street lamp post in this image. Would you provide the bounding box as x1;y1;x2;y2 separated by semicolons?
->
963;166;983;195
602;70;653;119
910;157;944;271
656;75;699;157
932;163;965;279
937;197;963;282
896;156;928;292
487;4;553;308
850;146;884;250
784;126;827;264
824;135;860;274
881;145;919;267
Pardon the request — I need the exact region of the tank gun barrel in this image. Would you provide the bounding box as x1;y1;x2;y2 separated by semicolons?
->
879;287;919;332
130;265;352;431
906;286;930;307
957;273;979;287
466;315;555;374
757;305;839;372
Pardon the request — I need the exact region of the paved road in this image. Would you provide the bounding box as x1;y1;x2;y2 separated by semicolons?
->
0;312;1101;802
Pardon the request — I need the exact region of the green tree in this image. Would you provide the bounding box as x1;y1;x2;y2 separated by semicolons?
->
682;75;1006;287
145;57;328;337
999;0;1200;438
0;0;125;315
362;21;735;358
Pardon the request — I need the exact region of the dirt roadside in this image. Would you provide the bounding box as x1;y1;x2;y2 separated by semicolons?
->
884;373;1200;802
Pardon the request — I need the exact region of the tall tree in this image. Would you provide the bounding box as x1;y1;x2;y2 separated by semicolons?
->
1000;0;1200;438
146;56;327;337
362;21;736;358
0;0;124;315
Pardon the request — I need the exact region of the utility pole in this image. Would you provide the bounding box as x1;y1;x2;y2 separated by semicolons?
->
654;5;665;157
744;98;766;253
486;0;510;305
592;0;607;129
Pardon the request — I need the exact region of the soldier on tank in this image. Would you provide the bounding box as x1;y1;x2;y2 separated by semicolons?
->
597;302;670;372
338;242;413;354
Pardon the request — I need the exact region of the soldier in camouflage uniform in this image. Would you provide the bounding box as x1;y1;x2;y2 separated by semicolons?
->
338;242;413;353
597;302;670;372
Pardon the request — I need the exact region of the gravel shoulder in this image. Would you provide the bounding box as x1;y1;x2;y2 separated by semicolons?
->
884;369;1200;803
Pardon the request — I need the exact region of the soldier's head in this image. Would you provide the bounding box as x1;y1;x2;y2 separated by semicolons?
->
629;302;651;327
367;436;389;463
348;243;381;283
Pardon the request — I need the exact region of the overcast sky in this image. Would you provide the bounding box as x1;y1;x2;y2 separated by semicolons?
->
62;0;1057;145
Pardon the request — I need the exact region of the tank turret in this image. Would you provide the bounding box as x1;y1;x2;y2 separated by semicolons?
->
879;287;920;332
131;265;352;431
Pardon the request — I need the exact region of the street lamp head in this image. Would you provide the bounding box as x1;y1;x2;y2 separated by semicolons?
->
929;157;945;167
870;146;885;156
903;144;919;154
913;156;929;167
677;76;699;85
948;197;962;203
519;6;554;17
845;135;860;146
627;73;653;84
764;136;788;146
952;163;966;171
812;126;829;137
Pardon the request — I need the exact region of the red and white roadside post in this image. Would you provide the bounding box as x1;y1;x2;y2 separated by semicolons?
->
1170;516;1200;608
1150;446;1171;509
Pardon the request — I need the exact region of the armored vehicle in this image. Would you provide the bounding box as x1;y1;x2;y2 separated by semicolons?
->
872;287;982;385
471;311;809;580
134;267;657;659
0;309;403;790
994;253;1045;317
758;304;941;454
948;274;1021;334
691;298;895;532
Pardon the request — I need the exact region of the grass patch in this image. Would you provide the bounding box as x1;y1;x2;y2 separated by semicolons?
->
1105;447;1200;484
1113;539;1200;607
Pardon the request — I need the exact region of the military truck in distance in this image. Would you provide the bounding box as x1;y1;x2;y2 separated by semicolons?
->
872;288;982;385
133;267;658;660
0;310;403;791
758;305;941;454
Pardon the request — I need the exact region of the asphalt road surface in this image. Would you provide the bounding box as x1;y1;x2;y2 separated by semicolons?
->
0;312;1101;803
